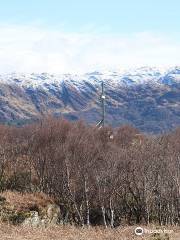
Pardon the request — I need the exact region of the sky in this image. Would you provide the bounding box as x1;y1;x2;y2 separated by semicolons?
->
0;0;180;73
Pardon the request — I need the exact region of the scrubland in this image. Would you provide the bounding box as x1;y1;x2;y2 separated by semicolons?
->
0;118;179;239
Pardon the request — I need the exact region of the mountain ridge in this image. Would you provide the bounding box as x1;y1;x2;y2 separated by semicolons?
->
0;66;179;133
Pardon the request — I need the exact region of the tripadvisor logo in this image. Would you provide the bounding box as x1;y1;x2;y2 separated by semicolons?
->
135;227;144;236
135;227;174;236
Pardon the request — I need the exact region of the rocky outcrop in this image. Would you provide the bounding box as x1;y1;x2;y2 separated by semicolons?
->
0;192;62;227
23;204;61;227
23;211;41;227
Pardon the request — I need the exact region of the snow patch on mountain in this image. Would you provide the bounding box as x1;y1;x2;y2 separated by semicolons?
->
0;66;179;90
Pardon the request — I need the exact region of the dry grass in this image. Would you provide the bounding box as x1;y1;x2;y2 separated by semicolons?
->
0;192;179;239
0;224;179;240
1;191;54;212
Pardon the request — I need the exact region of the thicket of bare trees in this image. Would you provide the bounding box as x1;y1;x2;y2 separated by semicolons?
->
0;117;179;227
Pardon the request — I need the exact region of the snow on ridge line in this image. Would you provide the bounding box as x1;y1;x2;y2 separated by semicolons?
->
0;66;179;88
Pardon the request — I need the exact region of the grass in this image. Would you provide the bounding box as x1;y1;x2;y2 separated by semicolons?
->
0;224;179;240
1;191;53;212
0;192;179;239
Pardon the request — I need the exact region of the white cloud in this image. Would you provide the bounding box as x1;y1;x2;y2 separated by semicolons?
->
0;24;180;73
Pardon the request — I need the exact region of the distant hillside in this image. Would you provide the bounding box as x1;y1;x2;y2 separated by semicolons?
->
0;66;180;133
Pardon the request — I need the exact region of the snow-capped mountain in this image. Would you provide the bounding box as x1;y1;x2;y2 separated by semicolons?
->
0;67;166;88
0;67;179;133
